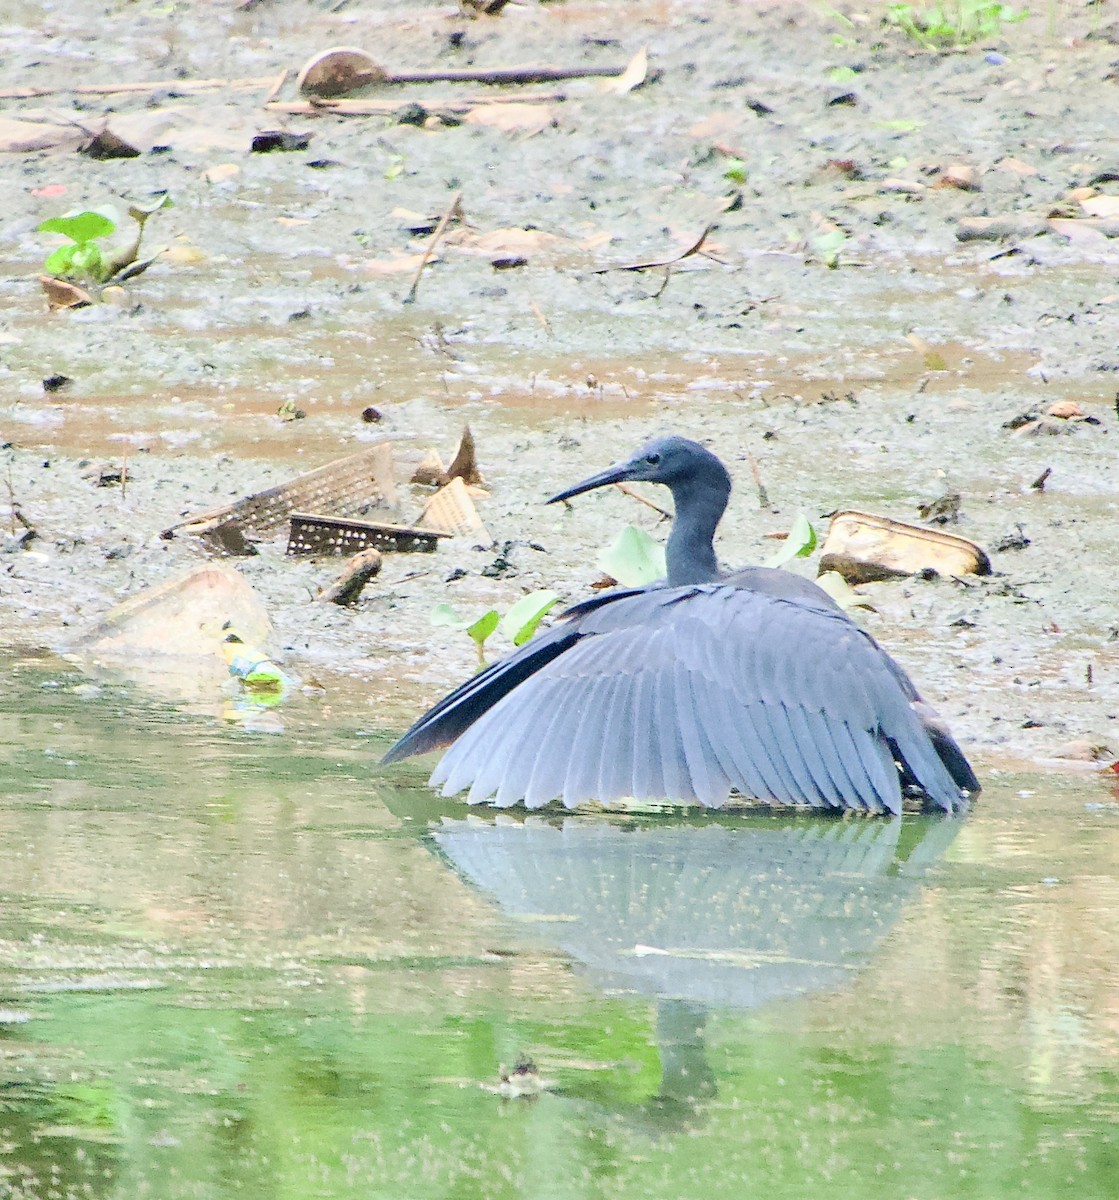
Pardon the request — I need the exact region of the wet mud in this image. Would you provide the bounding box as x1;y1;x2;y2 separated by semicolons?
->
2;0;1118;770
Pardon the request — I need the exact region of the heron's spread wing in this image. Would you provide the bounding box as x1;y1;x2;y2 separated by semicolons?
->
425;585;971;814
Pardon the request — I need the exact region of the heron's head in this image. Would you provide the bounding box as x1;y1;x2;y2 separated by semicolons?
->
546;436;729;504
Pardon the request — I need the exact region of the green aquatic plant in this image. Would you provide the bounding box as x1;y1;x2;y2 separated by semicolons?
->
597;525;666;587
431;589;561;668
885;1;1027;48
763;513;817;569
809;228;848;269
37;192;172;289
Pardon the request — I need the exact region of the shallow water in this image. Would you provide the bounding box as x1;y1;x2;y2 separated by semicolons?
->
2;654;1117;1199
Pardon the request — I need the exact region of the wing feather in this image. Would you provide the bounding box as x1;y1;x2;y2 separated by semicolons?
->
673;662;732;806
397;578;974;814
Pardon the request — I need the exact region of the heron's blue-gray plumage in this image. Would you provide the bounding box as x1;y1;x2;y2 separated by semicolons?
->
383;435;979;814
414;581;972;814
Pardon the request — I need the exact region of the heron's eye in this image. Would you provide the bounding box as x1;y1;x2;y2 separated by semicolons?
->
645;453;660;465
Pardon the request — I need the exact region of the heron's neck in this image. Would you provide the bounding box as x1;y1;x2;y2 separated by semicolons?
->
665;473;730;586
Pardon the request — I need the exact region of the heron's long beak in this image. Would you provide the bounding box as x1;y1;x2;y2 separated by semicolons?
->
546;462;632;505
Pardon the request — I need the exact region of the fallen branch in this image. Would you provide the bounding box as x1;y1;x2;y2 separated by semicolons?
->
316;548;383;605
593;222;714;273
381;64;624;85
263;68;289;105
613;482;672;520
404;191;463;305
266;91;565;117
0;75;275;100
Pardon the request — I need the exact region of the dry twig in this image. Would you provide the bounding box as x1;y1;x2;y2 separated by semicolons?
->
404;191;463;305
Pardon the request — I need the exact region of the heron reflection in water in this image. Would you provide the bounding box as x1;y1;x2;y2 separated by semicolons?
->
433;812;962;1118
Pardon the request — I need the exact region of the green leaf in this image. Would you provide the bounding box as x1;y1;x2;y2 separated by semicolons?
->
815;570;874;612
43;244;77;276
430;602;468;629
466;609;499;646
385;156;405;181
128;192;173;222
37;211;116;243
828;66;859;83
69;243;104;279
502;590;562;647
809;229;846;268
722;157;748;185
597;525;666;587
764;514;817;568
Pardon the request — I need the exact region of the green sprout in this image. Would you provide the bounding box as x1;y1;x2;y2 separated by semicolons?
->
431;589;561;668
38;211;115;283
885;2;1027;48
37;192;172;290
809;228;848;269
722;157;748;185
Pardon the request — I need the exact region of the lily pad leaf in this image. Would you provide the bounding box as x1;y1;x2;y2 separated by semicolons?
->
430;602;470;630
502;590;562;647
37;211;116;243
466;609;499;646
815;570;874;612
764;514;817;568
44;244;77;276
597;525;666;587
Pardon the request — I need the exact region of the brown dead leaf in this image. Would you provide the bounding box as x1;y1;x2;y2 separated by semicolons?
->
365;252;442;276
411;448;446;486
995;156;1037;176
686;111;747;141
0;115;84;154
1066;185;1096;202
600;47;648;95
1045;400;1084;419
445;227;564;258
39;276;93;310
1080;194;1119;219
936;162;980;191
81;127;140;159
879;178;925;194
1047;218;1111;248
441;425;486;487
94;107;252;155
463;104;557;135
202;163;240;184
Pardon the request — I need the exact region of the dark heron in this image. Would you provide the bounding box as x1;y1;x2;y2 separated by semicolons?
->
383;435;979;814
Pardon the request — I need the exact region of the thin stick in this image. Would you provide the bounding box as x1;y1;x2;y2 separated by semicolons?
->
613;482;672;520
746;452;770;510
382;64;624;85
528;296;552;337
121;446;128;502
266;91;564;116
404;191;462;305
594;223;714;274
263;68;289;105
0;76;275;99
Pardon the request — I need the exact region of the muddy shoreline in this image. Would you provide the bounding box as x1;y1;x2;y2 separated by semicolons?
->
2;1;1118;772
